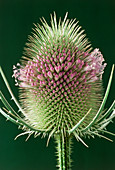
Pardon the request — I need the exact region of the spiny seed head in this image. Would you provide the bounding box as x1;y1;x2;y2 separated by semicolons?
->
13;13;106;135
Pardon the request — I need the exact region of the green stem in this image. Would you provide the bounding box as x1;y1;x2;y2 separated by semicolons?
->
55;134;72;170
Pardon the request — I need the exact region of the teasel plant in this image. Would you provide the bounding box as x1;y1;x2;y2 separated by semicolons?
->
0;12;115;170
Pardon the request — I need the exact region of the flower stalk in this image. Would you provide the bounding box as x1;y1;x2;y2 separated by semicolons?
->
55;134;72;170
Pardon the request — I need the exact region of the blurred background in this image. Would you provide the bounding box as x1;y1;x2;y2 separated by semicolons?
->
0;0;115;170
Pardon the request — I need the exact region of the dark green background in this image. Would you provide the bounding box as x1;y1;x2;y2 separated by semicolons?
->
0;0;115;170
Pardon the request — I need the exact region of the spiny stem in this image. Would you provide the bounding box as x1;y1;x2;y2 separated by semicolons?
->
55;134;72;170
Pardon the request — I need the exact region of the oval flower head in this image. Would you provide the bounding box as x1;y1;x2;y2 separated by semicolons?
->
0;13;115;170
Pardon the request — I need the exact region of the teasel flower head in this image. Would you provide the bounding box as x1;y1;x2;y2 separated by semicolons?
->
0;13;115;147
